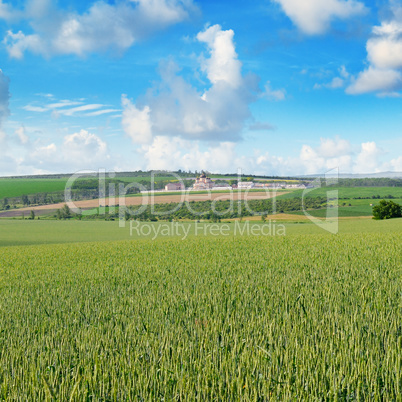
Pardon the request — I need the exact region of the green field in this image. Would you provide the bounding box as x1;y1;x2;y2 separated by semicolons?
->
0;179;68;200
0;229;400;399
292;199;402;218
278;186;402;200
0;218;401;247
0;176;187;200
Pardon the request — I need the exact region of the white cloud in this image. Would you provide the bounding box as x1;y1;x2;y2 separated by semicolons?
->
138;135;397;176
3;30;44;59
317;136;352;158
23;104;48;112
63;129;108;160
347;4;402;95
0;0;20;22
347;66;402;94
389;155;402;171
262;81;286;101
122;95;153;144
368;22;402;70
142;136;237;172
314;65;349;90
15;126;29;145
57;104;104;116
272;0;366;35
2;0;198;58
197;25;242;88
85;109;121;117
327;77;345;89
122;25;259;144
47;101;82;109
353;141;384;173
24;129;110;172
23;98;118;117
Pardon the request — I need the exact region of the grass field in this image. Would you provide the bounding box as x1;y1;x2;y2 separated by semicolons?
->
0;176;187;200
0;178;67;200
0;217;401;247
277;186;402;200
293;202;402;218
0;230;400;399
294;205;375;218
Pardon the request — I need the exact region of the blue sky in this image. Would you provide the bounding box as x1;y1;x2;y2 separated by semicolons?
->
0;0;401;176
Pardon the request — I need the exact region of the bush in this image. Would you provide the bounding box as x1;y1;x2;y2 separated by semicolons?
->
372;200;402;220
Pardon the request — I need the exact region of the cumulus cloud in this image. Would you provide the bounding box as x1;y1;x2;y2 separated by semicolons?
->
138;135;397;176
197;25;242;88
23;129;110;172
347;67;402;94
389;155;402;171
63;129;108;161
1;0;198;58
295;138;390;174
354;141;384;173
142;136;237;172
347;3;402;95
298;138;353;175
317;136;352;158
272;0;366;35
122;25;260;144
121;95;153;144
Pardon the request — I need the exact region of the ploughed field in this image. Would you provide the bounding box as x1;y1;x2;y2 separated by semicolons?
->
0;233;401;399
0;190;282;218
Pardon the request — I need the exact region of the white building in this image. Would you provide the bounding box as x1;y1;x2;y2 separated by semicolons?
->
237;181;255;189
165;182;184;191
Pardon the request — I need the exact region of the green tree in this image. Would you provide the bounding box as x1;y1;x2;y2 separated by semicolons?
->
29;210;35;220
21;194;29;206
372;200;402;220
56;204;72;220
61;204;71;219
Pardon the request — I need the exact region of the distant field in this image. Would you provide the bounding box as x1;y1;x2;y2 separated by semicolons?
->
278;186;402;200
0;176;186;200
293;205;374;218
291;198;402;218
0;178;68;199
114;176;184;183
0;218;400;247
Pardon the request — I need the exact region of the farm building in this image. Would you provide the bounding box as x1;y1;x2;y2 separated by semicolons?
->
165;182;185;191
237;181;255;189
